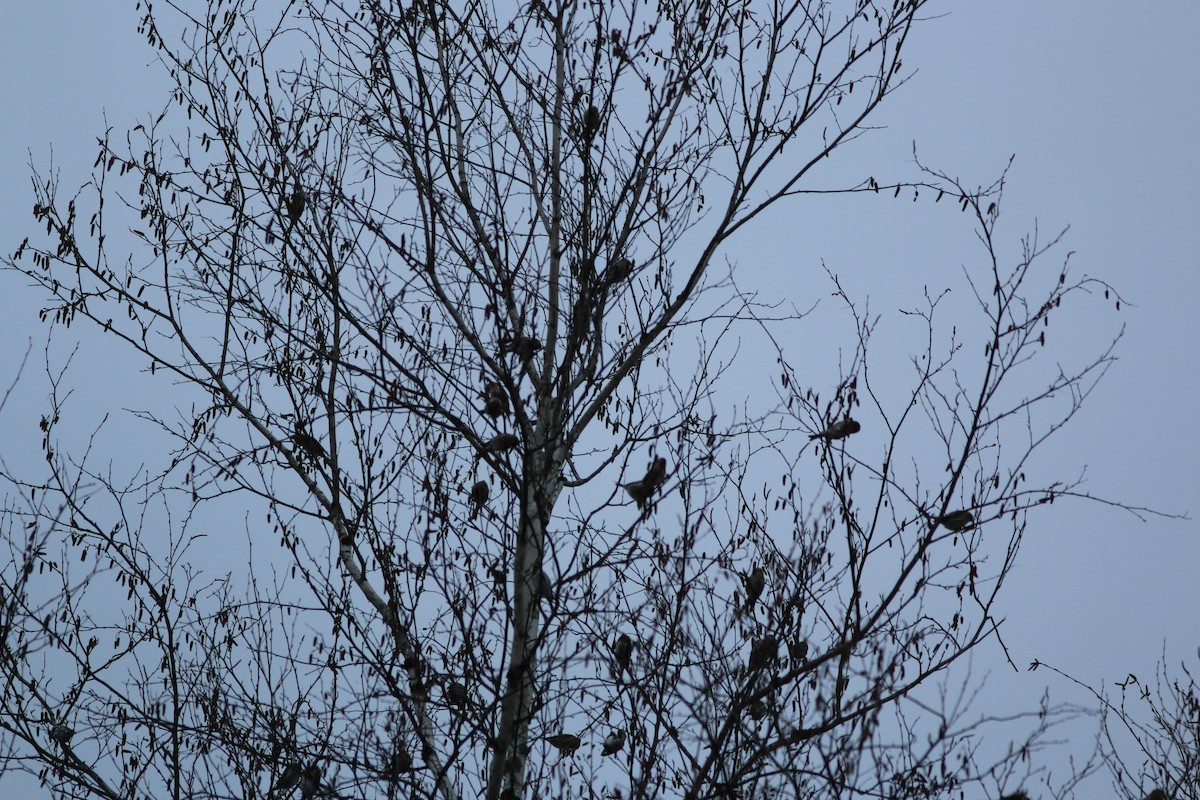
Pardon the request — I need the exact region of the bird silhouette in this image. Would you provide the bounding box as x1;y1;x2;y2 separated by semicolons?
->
483;382;510;419
286;182;306;227
748;636;778;671
747;699;769;720
49;723;74;745
545;733;581;755
299;763;321;799
272;762;304;794
601;730;626;756
468;481;489;519
385;745;412;777
499;335;542;361
292;426;327;462
622;457;667;508
613;633;633;676
583;104;601;139
603;257;633;284
934;510;974;531
484;433;520;453
743;566;765;612
537;569;556;608
809;418;860;441
445;681;470;708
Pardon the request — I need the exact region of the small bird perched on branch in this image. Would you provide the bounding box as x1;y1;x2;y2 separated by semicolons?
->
445;681;470;708
934;510;974;531
613;633;632;676
49;723;74;746
299;763;322;799
601;730;626;756
545;733;581;755
468;480;489;519
483;382;509;419
809;417;860;441
286;181;306;227
743;566;765;613
272;762;304;794
292;424;327;462
483;433;520;453
583;104;601;140
498;335;543;361
537;569;556;608
603;257;634;285
748;635;778;671
622;456;668;508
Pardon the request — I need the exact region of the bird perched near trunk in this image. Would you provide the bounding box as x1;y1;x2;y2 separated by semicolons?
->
468;480;489;519
613;633;633;676
299;763;322;799
545;733;581;755
809;417;860;441
272;762;304;794
483;433;520;453
601;730;626;756
743;566;765;613
622;456;668;508
286;181;306;227
49;723;74;745
385;745;412;778
482;382;509;419
748;635;778;671
498;335;543;361
537;569;556;608
934;510;974;531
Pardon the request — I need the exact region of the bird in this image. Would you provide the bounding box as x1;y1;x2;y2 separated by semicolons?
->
272;761;304;794
601;729;626;756
299;763;322;799
536;569;557;608
499;335;543;361
583;104;601;139
743;566;765;612
385;745;412;777
545;733;581;755
998;793;1030;800
445;681;469;708
292;426;327;461
603;257;633;284
483;382;510;419
809;417;861;441
1143;791;1167;800
483;433;520;453
622;457;667;509
747;699;769;720
934;510;974;531
748;636;778;671
613;633;633;676
468;480;489;519
49;723;74;745
286;182;306;227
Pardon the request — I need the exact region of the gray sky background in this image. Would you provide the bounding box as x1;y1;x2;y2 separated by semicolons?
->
2;2;1197;798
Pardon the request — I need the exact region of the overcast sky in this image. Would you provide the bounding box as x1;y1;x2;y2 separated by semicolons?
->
2;2;1197;798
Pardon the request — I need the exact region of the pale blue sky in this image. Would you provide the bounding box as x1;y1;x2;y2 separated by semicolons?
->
2;2;1197;798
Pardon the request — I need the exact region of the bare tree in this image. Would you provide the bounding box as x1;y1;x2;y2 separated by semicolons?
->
0;2;1141;799
1035;653;1200;800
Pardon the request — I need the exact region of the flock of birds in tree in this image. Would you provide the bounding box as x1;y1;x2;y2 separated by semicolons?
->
184;177;1003;793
